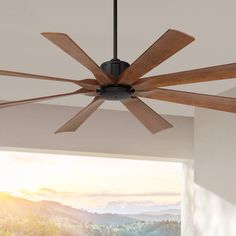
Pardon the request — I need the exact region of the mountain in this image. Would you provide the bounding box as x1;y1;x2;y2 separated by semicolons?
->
126;209;180;222
144;209;180;215
0;193;136;225
0;193;181;236
126;213;180;222
39;200;137;225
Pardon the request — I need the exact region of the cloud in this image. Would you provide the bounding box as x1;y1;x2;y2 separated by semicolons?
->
106;200;180;208
82;192;180;197
8;153;56;166
19;188;181;214
33;188;180;198
20;188;75;199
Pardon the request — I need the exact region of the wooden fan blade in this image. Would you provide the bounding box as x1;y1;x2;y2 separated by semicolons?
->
118;29;194;85
55;97;103;133
0;88;90;109
0;70;78;84
133;63;236;90
42;32;112;85
0;70;101;90
136;88;236;113
76;79;100;90
82;91;98;96
122;97;173;134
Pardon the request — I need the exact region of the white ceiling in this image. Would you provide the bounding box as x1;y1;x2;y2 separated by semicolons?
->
1;0;236;116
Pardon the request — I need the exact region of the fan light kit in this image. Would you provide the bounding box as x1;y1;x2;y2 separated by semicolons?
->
1;0;236;134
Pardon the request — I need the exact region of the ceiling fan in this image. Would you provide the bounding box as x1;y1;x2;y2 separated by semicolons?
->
1;0;236;134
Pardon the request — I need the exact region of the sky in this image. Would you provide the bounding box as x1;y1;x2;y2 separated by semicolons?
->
0;151;182;214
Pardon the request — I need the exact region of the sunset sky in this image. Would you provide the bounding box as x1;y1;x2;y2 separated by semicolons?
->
0;151;182;214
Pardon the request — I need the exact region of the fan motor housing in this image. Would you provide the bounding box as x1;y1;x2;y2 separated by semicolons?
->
101;59;130;78
97;84;135;101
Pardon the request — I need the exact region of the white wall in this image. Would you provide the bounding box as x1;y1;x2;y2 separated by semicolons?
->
189;87;236;236
0;102;193;160
181;161;194;236
2;87;236;236
182;162;236;236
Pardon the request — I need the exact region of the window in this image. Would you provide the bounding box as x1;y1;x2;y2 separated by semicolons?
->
0;151;181;236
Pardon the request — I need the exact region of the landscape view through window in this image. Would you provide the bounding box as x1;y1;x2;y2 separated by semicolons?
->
0;151;182;236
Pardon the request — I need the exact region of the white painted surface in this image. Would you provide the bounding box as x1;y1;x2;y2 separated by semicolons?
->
193;185;236;236
0;102;193;160
181;161;194;236
187;87;236;236
1;0;236;116
182;162;236;236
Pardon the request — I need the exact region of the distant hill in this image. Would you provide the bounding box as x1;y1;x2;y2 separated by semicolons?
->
0;193;180;236
0;193;136;225
144;209;180;215
126;213;180;222
125;209;181;222
39;200;137;225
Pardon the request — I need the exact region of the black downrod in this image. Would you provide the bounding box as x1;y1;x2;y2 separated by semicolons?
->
113;0;118;59
100;0;130;78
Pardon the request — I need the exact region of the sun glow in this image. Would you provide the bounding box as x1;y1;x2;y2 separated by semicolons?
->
0;150;182;213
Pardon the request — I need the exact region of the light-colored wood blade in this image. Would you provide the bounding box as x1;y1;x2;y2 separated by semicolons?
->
55;97;103;133
136;88;236;113
0;88;90;109
42;32;112;85
133;63;236;90
122;97;173;134
118;29;194;85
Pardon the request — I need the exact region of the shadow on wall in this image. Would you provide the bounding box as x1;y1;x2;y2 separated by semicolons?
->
194;184;236;236
181;161;194;236
183;162;236;236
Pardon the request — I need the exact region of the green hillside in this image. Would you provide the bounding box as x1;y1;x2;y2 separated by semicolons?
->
0;193;180;236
